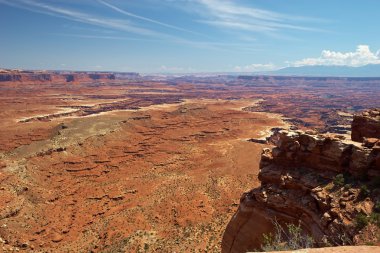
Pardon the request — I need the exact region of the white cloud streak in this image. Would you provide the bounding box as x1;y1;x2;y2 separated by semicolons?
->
0;0;224;50
293;45;380;67
97;0;199;35
0;0;165;37
195;0;324;35
54;33;161;42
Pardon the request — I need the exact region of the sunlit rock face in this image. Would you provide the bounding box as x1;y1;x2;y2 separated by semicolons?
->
0;70;136;84
352;109;380;142
222;114;380;253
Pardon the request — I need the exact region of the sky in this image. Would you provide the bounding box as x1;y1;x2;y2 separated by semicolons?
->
0;0;380;73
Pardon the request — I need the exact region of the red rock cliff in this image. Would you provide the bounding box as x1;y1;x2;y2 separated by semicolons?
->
0;70;140;84
222;113;380;253
352;109;380;142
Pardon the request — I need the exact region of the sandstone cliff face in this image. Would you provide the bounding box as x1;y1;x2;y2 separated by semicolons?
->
260;246;380;253
0;70;136;84
223;118;380;252
352;109;380;142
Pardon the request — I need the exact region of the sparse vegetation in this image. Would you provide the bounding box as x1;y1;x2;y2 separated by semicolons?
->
355;210;380;231
344;183;352;190
261;219;314;251
336;232;353;246
359;185;370;199
370;213;380;227
355;213;369;230
333;174;345;187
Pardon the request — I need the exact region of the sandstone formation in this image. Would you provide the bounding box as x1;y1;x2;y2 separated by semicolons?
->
223;117;380;253
252;245;380;253
352;109;380;142
2;69;380;134
0;69;139;84
0;96;286;252
0;69;380;252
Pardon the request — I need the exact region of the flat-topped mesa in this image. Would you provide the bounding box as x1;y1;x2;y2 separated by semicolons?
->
223;122;380;252
352;109;380;142
0;70;141;84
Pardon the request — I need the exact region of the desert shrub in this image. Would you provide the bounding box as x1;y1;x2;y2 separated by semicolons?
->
333;174;345;187
344;184;352;190
336;232;353;246
359;185;370;199
355;211;380;230
261;220;314;251
370;213;380;227
355;213;369;230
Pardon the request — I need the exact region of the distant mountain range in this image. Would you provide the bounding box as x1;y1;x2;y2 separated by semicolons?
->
265;64;380;77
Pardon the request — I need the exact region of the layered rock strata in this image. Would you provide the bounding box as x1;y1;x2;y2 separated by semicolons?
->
352;109;380;142
223;122;380;253
0;70;140;84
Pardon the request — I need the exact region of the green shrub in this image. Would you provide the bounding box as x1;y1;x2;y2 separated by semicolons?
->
261;220;314;251
333;174;345;187
370;213;380;227
344;184;352;190
359;185;370;199
355;213;369;230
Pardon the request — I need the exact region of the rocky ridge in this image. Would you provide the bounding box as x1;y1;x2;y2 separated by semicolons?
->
352;109;380;142
0;70;140;84
222;109;380;253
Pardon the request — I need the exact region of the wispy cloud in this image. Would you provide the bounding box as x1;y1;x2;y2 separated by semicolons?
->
0;0;322;53
194;0;325;35
97;0;200;35
0;0;220;49
53;32;262;54
54;33;161;42
292;45;380;67
0;0;164;37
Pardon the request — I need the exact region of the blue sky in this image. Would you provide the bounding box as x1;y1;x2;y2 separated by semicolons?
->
1;0;380;73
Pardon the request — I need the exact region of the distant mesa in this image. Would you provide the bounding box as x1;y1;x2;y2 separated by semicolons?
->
0;69;140;84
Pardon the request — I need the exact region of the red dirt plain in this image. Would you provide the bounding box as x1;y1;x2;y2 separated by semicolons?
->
0;75;379;252
0;80;286;252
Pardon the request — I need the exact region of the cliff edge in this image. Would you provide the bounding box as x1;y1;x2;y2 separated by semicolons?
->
0;69;140;84
352;109;380;142
222;109;380;253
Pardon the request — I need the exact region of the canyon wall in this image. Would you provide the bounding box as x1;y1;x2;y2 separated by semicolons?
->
352;109;380;142
222;110;380;253
0;70;140;84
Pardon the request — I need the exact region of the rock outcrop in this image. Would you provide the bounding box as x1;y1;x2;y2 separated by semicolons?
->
255;246;380;253
0;70;139;84
352;109;380;142
223;114;380;253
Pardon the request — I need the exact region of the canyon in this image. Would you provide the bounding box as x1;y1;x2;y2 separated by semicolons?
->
0;70;379;252
0;69;140;84
223;109;380;252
